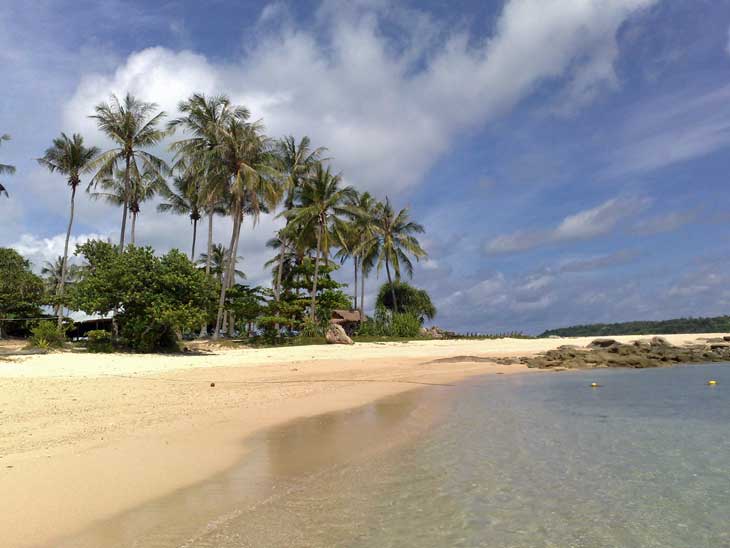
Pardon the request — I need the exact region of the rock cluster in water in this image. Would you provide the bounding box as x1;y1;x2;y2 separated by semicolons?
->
523;336;730;369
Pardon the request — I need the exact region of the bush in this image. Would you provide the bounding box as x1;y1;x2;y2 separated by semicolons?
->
390;313;421;338
28;321;66;349
86;329;113;353
355;306;421;338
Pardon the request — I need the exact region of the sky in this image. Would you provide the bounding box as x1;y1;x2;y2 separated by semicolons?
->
2;0;730;334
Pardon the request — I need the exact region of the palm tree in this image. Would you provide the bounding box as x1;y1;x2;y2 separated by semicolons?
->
285;164;356;321
157;173;203;260
41;257;82;320
370;198;427;313
91;167;163;245
210;116;280;338
90;93;168;251
168;93;244;278
0;134;16;198
343;191;379;318
197;244;245;283
272;136;327;302
37;133;99;327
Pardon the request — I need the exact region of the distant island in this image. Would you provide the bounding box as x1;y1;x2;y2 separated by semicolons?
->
540;316;730;337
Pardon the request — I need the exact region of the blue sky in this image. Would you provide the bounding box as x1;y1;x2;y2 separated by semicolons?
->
2;0;730;333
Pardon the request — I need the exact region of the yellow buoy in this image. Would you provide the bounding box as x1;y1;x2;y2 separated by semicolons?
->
708;380;717;386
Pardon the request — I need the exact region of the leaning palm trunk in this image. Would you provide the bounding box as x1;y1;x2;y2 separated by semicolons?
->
310;221;323;322
274;236;286;301
214;201;242;339
119;157;131;251
57;185;76;329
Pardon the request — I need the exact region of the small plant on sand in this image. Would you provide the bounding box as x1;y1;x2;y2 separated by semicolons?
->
86;329;113;353
28;320;67;349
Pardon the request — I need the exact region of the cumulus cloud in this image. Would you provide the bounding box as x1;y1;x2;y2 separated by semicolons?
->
10;232;109;272
62;0;656;194
486;196;650;254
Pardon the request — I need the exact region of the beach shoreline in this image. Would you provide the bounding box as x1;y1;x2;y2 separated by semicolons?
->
0;334;725;547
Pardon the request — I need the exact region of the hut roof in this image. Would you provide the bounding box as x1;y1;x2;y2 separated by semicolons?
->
331;309;362;322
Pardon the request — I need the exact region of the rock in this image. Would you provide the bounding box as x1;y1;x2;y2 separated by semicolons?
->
650;336;670;347
724;335;730;342
325;324;354;345
588;338;619;348
709;342;730;350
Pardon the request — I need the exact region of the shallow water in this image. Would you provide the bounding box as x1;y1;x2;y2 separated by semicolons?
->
57;364;730;547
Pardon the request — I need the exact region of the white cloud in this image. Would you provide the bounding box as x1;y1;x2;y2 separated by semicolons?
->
62;0;656;194
486;196;650;254
10;232;109;272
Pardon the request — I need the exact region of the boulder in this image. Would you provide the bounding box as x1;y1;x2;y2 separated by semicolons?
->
325;324;354;345
588;338;619;348
650;336;670;347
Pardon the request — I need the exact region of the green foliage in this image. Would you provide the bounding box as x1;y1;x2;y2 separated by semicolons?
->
28;321;67;349
0;248;45;337
540;316;730;337
71;241;217;352
356;305;420;338
86;329;113;353
376;281;435;322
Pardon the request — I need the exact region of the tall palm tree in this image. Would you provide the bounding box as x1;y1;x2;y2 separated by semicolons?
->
197;244;245;282
37;133;99;327
90;93;168;251
285;164;356;321
91;167;163;245
370;198;427;313
168;93;244;278
41;257;82;320
211;116;280;338
344;191;379;318
272;136;327;302
157;173;203;260
0;134;16;198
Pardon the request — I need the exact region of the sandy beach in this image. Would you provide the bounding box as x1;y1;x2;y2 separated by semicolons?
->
0;333;724;547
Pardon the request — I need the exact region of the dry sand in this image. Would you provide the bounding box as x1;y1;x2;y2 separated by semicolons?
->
0;334;723;547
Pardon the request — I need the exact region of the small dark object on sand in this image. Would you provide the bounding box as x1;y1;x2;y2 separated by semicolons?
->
210;382;215;387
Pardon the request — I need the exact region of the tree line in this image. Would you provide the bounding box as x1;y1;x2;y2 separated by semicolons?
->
0;93;433;348
540;316;730;337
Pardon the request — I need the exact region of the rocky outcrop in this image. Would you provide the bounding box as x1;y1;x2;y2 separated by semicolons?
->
325;323;354;345
523;337;730;369
420;326;446;339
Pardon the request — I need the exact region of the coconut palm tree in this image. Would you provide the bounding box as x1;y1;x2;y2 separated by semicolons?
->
41;257;82;320
0;134;16;198
37;133;99;327
210;116;280;338
168;93;244;278
272;136;327;302
284;164;356;322
157;173;203;260
370;197;427;313
197;244;245;282
91;167;163;245
341;191;379;318
90;93;169;251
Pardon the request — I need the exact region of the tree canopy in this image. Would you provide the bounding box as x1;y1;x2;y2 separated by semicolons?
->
376;281;436;322
0;248;45;337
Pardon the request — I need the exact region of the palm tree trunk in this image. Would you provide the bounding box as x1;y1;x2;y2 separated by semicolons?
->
360;262;366;320
130;211;137;246
120;156;130;251
191;217;198;261
206;211;213;275
353;256;359;310
57;185;76;329
214;202;241;339
274;235;286;301
385;256;397;313
310;221;323;322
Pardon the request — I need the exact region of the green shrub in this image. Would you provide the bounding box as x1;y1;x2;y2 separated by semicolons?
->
390;313;421;338
28;321;67;349
86;329;113;353
355;306;421;338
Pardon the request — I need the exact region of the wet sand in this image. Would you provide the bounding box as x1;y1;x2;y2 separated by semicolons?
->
0;334;723;547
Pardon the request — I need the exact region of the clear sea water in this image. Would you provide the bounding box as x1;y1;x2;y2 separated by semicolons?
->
58;364;730;548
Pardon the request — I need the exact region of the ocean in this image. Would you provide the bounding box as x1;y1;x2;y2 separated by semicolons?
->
57;364;730;548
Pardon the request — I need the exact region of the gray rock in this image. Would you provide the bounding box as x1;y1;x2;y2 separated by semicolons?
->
588;338;619;348
325;324;354;345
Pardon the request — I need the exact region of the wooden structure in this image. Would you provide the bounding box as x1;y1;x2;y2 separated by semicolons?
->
330;309;362;335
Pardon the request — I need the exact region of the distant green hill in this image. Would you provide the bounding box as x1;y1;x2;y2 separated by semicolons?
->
540;316;730;338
